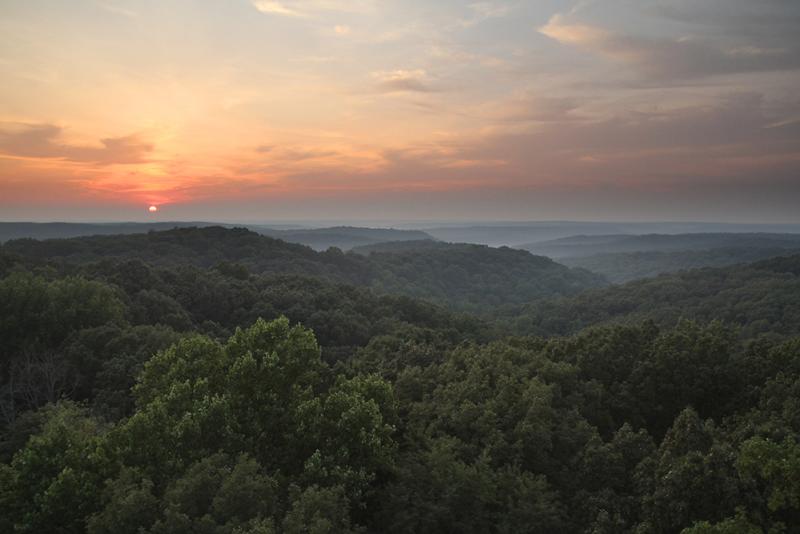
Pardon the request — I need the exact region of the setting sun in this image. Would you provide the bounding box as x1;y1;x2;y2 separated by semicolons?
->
148;206;158;213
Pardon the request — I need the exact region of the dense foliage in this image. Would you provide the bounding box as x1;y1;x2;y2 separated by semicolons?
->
1;228;799;533
2;226;603;311
360;242;604;310
510;255;800;339
561;247;800;283
0;223;433;252
0;262;486;426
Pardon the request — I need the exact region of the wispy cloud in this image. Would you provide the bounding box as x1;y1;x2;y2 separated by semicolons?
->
252;1;304;17
457;2;511;28
372;70;436;94
0;123;153;165
255;144;338;161
539;12;800;82
96;1;138;18
481;94;583;123
251;0;373;18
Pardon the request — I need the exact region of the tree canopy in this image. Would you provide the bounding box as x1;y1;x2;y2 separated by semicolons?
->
1;228;799;532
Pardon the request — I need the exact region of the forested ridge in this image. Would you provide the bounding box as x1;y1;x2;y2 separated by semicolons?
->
510;255;800;339
1;227;798;533
2;226;604;311
519;232;800;284
560;246;800;283
520;232;800;258
254;226;435;251
0;223;434;252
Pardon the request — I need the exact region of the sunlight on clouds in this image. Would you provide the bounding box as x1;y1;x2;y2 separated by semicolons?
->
538;14;610;46
252;1;305;17
458;2;511;28
371;70;434;94
539;10;800;81
251;0;374;18
0;0;798;219
96;2;138;18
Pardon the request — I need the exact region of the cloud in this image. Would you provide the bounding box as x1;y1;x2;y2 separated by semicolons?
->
0;123;153;165
242;144;370;180
458;2;511;28
255;144;338;161
460;92;800;188
345;90;800;200
97;1;139;19
252;1;304;17
539;12;800;81
97;2;138;18
274;148;338;161
372;70;435;94
651;1;800;37
234;92;800;210
469;2;510;19
289;55;340;63
251;0;373;18
483;94;583;123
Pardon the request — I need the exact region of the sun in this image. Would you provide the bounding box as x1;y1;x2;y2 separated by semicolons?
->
148;205;158;213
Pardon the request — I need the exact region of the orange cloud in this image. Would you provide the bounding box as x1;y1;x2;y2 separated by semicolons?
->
0;123;153;165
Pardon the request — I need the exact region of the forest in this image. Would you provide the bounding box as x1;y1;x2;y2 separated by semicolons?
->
521;233;800;283
1;226;798;533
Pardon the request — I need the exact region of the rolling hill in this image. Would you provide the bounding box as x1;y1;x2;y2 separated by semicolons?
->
510;253;800;339
560;246;800;283
519;232;800;259
0;222;433;251
1;226;603;311
254;225;434;250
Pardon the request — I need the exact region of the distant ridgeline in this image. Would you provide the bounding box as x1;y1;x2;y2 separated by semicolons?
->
254;225;434;251
519;232;800;258
520;232;800;283
0;221;215;243
0;221;434;251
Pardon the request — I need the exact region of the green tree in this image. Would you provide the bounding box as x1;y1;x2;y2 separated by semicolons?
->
736;436;800;528
282;485;359;534
0;402;108;534
100;317;394;529
637;408;740;533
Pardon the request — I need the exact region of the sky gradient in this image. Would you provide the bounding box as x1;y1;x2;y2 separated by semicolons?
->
1;0;799;222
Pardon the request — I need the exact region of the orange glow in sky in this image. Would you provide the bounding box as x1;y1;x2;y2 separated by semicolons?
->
1;1;799;221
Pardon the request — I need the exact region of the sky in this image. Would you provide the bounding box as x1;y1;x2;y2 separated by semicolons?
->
0;0;799;222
